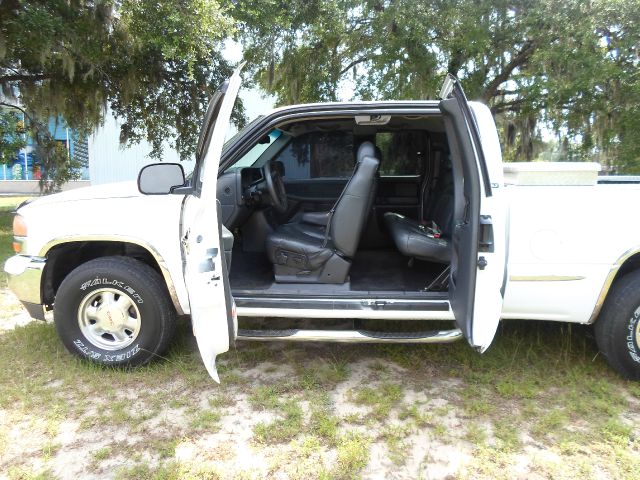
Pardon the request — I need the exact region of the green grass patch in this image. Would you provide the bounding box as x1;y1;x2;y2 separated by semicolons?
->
349;382;403;419
253;400;304;444
380;424;411;465
332;432;370;480
464;422;487;446
93;446;111;461
248;384;286;410
298;357;350;390
308;408;340;445
398;404;433;427
493;420;522;451
188;409;221;431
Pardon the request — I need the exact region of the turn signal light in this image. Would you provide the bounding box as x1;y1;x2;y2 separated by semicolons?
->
12;215;27;253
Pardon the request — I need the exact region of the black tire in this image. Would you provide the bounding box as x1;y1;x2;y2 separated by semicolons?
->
53;256;176;367
594;270;640;380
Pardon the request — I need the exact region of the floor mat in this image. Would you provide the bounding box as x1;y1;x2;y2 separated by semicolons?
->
350;250;444;291
229;249;445;292
229;250;274;290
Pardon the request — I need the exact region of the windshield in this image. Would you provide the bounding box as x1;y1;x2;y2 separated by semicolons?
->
221;115;265;154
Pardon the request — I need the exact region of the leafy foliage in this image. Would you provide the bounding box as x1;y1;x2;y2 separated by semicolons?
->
235;0;640;171
0;0;241;190
0;110;26;163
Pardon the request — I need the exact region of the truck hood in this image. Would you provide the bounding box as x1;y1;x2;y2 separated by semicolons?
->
20;181;142;210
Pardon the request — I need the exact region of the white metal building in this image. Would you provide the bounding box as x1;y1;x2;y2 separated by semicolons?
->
88;113;195;185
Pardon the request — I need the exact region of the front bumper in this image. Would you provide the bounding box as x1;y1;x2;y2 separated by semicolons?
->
4;255;46;320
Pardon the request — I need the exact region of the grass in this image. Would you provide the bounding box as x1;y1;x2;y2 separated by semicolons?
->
253;400;304;444
0;196;31;285
349;382;404;420
332;432;370;479
188;409;221;431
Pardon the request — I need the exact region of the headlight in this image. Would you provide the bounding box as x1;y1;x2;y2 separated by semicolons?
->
12;215;27;253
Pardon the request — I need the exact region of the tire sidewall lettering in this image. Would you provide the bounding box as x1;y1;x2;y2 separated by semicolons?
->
626;310;640;364
79;277;144;304
73;338;141;362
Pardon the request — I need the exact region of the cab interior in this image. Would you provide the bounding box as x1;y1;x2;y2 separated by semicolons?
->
217;114;454;298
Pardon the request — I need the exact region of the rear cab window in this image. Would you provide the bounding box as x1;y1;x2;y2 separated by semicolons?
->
276;131;354;180
375;131;426;176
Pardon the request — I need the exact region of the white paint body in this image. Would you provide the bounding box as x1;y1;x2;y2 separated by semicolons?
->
501;183;640;322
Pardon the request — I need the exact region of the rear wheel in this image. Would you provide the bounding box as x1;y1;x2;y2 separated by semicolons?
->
594;270;640;380
53;256;176;367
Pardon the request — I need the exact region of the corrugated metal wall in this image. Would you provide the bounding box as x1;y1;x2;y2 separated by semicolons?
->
88;113;195;185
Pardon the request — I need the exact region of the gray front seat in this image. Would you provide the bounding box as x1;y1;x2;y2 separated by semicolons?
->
265;142;380;283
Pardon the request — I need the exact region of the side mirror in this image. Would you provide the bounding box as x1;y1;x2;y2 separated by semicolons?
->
137;163;186;195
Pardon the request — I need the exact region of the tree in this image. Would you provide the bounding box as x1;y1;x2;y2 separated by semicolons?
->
0;0;242;190
235;0;640;172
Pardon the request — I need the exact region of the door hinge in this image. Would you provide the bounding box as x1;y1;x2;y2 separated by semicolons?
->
477;256;488;270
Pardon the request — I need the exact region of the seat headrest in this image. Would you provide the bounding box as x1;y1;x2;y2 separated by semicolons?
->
357;141;376;162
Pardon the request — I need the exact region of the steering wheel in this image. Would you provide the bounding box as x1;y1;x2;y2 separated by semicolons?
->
263;161;288;213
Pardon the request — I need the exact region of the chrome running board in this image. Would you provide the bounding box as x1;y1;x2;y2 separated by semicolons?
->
236;328;462;344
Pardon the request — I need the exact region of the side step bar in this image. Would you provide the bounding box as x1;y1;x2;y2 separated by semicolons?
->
237;328;462;344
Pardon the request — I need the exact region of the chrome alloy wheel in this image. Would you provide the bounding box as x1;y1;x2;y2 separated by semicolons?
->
77;288;142;350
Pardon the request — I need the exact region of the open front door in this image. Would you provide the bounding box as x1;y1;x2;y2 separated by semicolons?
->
180;65;243;382
439;75;506;352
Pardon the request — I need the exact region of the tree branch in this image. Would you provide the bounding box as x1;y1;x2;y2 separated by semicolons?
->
490;97;531;113
0;101;34;122
339;56;369;76
0;73;51;83
482;40;536;102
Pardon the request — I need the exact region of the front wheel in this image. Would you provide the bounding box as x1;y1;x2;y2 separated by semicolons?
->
53;256;176;367
594;270;640;380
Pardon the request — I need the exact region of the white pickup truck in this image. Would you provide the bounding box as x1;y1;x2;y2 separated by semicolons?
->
5;69;640;381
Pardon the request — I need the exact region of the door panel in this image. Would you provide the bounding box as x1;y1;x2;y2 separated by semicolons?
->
440;97;481;344
439;74;505;352
181;65;243;382
284;178;347;204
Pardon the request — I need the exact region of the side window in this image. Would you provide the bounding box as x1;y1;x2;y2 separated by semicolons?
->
376;131;426;176
275;131;354;180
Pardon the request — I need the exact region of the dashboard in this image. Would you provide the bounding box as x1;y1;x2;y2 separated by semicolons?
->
217;167;265;228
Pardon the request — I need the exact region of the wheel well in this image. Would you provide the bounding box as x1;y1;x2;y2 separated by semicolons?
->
591;251;640;324
41;241;164;308
615;252;640;282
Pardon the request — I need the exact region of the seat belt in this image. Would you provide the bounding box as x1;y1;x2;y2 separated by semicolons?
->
424;150;441;223
419;143;432;223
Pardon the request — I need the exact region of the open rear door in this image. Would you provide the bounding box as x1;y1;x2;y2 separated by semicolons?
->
439;75;506;352
180;65;243;381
